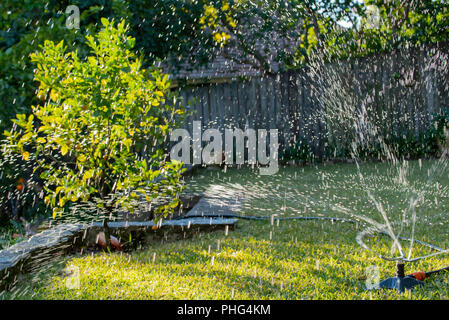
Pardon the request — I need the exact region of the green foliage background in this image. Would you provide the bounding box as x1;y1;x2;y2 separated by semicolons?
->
3;19;186;226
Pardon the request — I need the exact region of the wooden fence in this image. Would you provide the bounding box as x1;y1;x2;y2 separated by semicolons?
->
176;43;449;159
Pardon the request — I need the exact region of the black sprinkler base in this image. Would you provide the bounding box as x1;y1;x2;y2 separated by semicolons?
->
370;262;425;292
376;276;425;292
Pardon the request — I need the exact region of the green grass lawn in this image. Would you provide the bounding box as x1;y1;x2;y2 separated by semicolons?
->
4;160;449;300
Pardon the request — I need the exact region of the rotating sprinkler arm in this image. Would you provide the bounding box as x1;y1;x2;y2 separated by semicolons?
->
357;229;449;263
356;229;407;262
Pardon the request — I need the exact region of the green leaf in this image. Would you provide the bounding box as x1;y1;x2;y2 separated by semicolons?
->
82;169;94;181
61;144;69;156
101;18;109;27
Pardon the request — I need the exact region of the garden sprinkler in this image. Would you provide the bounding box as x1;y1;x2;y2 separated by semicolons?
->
372;261;449;292
358;230;449;292
374;261;425;292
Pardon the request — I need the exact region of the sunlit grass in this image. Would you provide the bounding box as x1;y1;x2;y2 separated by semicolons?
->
4;160;449;300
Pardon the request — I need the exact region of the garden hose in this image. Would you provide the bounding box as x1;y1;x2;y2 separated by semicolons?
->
409;265;449;281
178;213;354;223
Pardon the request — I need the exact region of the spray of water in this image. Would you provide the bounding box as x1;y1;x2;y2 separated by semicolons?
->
306;44;449;262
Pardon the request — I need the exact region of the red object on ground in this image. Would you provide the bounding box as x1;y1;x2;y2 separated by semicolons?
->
410;271;426;281
96;232;122;251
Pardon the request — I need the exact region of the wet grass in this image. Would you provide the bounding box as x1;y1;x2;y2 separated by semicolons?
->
3;160;449;300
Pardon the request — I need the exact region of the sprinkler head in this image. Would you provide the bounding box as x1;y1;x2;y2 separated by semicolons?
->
377;276;424;292
372;262;425;292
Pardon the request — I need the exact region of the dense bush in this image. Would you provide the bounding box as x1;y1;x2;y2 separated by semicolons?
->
325;107;449;161
0;0;121;133
0;1;209;227
280;138;314;164
3;19;186;223
0;1;121;227
0;151;49;226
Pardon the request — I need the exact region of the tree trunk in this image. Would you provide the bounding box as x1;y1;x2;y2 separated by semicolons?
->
102;218;111;252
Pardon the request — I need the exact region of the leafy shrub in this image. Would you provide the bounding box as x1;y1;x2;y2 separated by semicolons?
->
0;1;212;226
280;138;313;164
0;1;122;227
425;107;449;156
0;219;26;249
3;19;186;221
0;0;119;133
0;151;49;226
325;107;449;161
